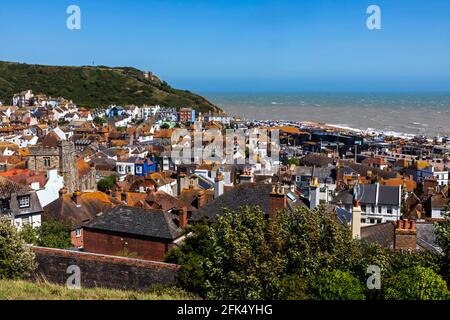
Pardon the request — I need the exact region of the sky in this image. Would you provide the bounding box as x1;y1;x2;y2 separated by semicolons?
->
0;0;449;92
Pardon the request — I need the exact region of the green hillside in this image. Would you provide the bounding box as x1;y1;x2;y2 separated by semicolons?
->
0;61;221;113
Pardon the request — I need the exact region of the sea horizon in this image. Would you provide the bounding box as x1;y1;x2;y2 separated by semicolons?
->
203;92;450;138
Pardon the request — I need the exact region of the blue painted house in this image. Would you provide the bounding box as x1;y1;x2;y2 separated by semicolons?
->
134;156;158;177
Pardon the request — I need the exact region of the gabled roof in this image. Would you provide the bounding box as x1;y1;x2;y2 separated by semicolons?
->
44;192;115;226
333;184;401;206
85;206;183;240
191;183;306;222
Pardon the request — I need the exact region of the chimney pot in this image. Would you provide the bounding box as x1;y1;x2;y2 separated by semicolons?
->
403;219;409;230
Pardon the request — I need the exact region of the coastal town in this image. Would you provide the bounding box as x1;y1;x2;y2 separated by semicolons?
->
0;87;449;298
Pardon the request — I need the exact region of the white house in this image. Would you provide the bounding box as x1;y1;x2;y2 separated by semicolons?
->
33;169;65;207
334;183;402;225
116;159;136;176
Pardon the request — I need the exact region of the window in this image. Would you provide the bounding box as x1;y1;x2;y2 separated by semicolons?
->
18;196;30;208
75;228;82;238
387;207;393;214
378;206;382;214
21;217;30;226
136;166;142;174
361;205;367;212
361;218;366;224
126;166;132;173
44;157;51;168
1;200;10;212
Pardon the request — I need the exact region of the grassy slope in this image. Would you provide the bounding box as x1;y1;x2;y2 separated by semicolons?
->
0;61;221;113
0;279;197;300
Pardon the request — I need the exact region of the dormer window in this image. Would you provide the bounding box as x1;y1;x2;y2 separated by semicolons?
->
18;196;31;208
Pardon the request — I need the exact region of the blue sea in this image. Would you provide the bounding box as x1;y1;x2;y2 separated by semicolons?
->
203;93;450;137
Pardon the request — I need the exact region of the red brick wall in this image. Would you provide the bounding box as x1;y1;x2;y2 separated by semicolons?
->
394;232;417;250
32;247;180;291
269;194;286;220
82;229;173;262
70;229;84;248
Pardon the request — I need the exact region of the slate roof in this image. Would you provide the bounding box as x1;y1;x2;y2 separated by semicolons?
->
344;162;398;180
191;183;306;222
361;222;442;254
361;222;395;248
44;192;115;226
300;153;334;167
332;184;400;206
85;206;182;240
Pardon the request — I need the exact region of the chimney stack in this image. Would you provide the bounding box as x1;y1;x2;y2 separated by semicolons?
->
351;201;362;239
214;172;224;198
72;190;82;207
394;219;417;251
178;207;188;229
309;177;321;209
269;185;287;220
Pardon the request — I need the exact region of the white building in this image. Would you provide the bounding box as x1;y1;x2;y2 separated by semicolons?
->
34;170;65;207
334;183;402;225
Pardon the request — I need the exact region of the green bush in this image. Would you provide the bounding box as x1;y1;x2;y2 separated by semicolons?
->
384;266;449;300
168;205;364;300
308;269;365;300
20;218;73;249
97;175;117;192
37;218;73;249
0;216;36;280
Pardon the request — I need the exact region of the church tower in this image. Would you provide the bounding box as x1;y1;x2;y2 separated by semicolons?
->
58;140;79;194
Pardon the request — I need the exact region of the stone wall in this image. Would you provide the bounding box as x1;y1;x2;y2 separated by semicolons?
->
32;247;180;291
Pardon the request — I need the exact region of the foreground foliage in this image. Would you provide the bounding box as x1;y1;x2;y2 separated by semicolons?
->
384;266;449;300
0;217;36;280
0;280;197;300
20;218;72;249
168;205;449;300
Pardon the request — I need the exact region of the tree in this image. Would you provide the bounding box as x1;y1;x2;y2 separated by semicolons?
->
284;157;300;167
167;206;286;300
308;269;365;300
97;175;117;192
37;218;73;249
0;216;36;279
384;266;449;300
94;116;107;126
277;205;362;278
435;205;450;283
168;205;365;299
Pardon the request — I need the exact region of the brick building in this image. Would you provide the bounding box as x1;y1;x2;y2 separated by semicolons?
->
74;206;187;261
